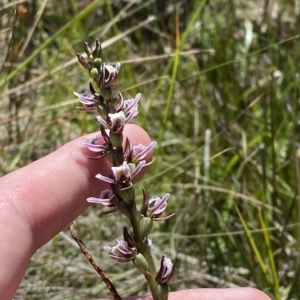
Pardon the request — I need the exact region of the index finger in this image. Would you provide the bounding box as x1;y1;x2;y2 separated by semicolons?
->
0;124;152;300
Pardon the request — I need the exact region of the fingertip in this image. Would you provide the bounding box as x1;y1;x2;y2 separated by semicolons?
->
238;288;272;300
123;124;152;145
168;288;272;300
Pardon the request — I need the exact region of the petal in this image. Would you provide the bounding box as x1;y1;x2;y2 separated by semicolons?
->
149;193;170;215
133;141;157;162
131;160;146;178
112;162;131;181
87;197;112;206
125;105;138;123
115;62;121;72
96;115;108;128
81;141;106;153
80;135;105;152
103;246;112;252
109;255;133;263
74;91;96;105
99;189;113;199
162;257;173;277
124;93;141;116
108;111;126;127
87;192;118;207
95;173;115;184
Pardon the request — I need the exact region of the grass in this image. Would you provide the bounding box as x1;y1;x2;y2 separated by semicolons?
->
1;0;300;299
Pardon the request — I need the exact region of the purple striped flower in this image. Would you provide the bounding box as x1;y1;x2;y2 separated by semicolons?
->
156;256;175;284
132;141;157;163
148;193;170;218
104;239;136;262
100;63;121;88
87;189;118;207
74;90;100;111
123;93;141;118
80;135;108;158
95;160;146;187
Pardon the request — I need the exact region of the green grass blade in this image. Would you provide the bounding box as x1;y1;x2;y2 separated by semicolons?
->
0;0;105;89
234;203;271;284
258;208;281;300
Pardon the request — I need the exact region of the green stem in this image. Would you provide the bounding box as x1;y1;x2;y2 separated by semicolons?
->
127;202;159;300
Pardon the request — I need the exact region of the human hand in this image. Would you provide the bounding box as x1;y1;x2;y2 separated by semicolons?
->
121;288;271;300
0;124;271;300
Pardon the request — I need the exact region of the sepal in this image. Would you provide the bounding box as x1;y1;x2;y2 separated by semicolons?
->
119;185;135;203
93;39;102;58
84;41;94;57
77;52;94;69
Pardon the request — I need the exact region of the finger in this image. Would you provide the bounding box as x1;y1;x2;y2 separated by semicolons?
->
168;288;271;300
119;288;271;300
94;287;271;300
0;124;152;300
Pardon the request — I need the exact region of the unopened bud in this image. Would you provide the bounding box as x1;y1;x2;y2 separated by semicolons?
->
90;68;99;80
140;217;153;237
94;57;102;68
84;42;94;58
134;253;149;274
77;53;94;70
93;39;102;58
156;256;175;284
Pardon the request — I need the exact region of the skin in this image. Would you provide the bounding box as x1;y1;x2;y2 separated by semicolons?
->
0;124;271;300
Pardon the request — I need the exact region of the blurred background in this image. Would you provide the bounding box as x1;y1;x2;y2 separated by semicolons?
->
1;0;300;299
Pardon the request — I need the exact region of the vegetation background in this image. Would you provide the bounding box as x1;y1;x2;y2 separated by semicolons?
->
1;0;300;299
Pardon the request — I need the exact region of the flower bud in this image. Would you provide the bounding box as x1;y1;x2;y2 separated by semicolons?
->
140;217;153;237
77;53;94;69
84;41;94;58
94;57;102;68
93;38;102;58
134;253;149;274
156;256;175;284
90;68;99;80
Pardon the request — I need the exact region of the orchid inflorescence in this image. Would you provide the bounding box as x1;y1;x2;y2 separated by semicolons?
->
74;39;175;300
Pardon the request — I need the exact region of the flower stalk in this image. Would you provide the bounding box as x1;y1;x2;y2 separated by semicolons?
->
73;39;174;300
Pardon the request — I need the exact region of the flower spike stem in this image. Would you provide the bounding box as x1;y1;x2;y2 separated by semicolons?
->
126;202;159;299
73;39;175;300
70;223;122;300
